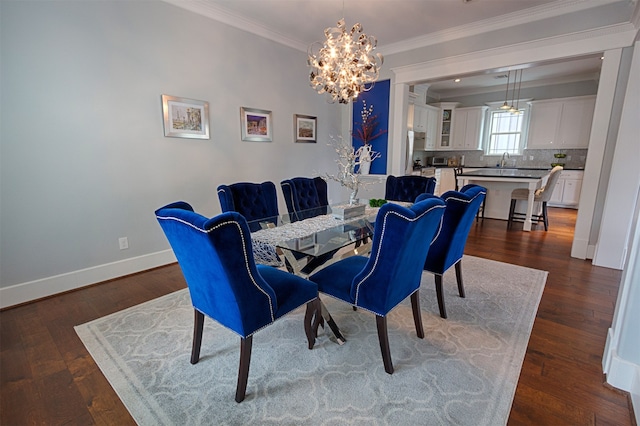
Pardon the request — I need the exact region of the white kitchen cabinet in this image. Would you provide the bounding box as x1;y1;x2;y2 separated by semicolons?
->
549;178;564;204
452;106;487;150
432;102;460;150
413;105;439;150
548;170;583;208
527;96;595;149
434;168;456;196
562;178;582;206
557;98;595;148
413;105;426;132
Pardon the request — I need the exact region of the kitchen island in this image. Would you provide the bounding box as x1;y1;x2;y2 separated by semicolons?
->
457;168;551;231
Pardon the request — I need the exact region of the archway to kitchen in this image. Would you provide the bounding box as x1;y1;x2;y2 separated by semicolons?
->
388;44;624;261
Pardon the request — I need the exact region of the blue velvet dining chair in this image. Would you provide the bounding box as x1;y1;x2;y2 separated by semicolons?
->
280;177;329;221
280;176;336;274
155;202;319;403
384;175;436;203
309;198;446;374
415;185;486;319
217;181;279;232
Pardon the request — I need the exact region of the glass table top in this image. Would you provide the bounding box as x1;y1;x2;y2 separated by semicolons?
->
248;204;376;259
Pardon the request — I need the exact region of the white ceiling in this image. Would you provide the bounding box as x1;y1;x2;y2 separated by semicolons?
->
165;0;560;51
163;0;630;95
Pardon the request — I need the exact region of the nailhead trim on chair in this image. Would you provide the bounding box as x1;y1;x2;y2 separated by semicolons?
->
429;190;486;260
352;204;446;309
156;215;276;322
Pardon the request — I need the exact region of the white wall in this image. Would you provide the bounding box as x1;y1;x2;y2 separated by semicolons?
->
602;41;640;421
594;43;640;269
0;1;344;306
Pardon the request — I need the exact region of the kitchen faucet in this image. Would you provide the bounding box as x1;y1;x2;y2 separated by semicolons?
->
500;152;510;168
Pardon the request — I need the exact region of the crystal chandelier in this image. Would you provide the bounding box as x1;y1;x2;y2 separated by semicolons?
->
307;18;383;104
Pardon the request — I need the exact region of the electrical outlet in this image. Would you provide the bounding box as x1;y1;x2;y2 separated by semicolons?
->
119;237;129;250
567;155;572;161
529;155;534;161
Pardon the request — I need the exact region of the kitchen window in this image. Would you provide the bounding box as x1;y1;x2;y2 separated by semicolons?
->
484;104;529;156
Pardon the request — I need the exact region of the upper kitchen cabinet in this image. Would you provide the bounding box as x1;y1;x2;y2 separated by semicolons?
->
432;102;460;150
452;106;488;150
527;95;596;149
413;104;439;150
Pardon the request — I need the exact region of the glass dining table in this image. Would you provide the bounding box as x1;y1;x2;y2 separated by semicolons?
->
248;204;380;344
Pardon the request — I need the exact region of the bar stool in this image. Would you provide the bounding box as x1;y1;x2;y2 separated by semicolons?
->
454;167;485;221
507;166;563;231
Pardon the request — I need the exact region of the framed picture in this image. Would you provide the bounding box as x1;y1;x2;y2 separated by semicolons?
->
161;95;210;139
294;114;317;143
240;107;272;142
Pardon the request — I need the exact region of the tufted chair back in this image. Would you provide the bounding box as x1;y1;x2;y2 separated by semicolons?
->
156;202;279;335
385;175;436;203
419;185;486;274
155;201;318;402
308;198;446;374
281;177;329;220
415;185;486;318
217;181;279;232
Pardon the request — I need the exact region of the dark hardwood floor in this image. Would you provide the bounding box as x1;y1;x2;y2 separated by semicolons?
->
1;208;633;425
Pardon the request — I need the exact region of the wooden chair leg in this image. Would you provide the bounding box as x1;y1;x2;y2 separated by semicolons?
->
190;310;204;364
410;291;425;339
235;335;253;403
542;201;549;231
435;274;447;319
375;315;394;374
476;198;486;222
507;199;516;229
455;261;465;298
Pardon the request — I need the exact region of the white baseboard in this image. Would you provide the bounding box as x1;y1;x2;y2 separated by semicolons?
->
605;351;638;391
605;346;640;418
571;238;597;260
0;250;177;309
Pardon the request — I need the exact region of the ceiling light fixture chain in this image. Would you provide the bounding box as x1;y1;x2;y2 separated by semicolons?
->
510;69;524;114
307;4;383;104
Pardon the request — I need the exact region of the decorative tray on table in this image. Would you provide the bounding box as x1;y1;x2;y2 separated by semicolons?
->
331;203;366;220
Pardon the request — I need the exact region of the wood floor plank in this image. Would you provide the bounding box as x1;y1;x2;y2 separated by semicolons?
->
0;208;632;425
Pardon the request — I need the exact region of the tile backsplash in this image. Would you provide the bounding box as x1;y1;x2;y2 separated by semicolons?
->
413;149;587;170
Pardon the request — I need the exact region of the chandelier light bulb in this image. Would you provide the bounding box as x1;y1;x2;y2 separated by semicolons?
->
308;18;383;104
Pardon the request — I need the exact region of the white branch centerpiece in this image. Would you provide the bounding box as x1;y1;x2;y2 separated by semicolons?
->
324;135;377;206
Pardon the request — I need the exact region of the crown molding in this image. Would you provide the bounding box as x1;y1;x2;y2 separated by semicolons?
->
160;0;631;55
160;0;308;52
380;0;625;55
391;21;638;85
429;72;601;99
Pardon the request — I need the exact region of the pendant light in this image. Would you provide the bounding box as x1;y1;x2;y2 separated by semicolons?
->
499;70;511;110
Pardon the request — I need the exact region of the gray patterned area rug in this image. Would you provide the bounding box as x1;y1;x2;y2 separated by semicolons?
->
75;255;547;426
